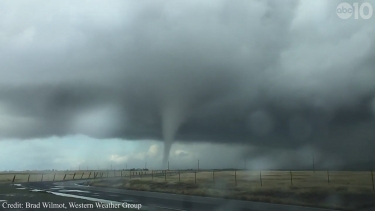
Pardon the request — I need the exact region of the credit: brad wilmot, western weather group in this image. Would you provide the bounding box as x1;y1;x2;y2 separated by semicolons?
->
2;201;143;209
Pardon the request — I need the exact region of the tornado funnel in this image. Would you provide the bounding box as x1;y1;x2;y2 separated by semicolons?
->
160;98;189;169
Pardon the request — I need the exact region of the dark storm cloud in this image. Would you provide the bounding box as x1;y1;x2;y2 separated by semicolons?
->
0;0;375;166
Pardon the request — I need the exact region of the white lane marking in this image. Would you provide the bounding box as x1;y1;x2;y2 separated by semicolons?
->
73;184;139;204
74;183;89;187
58;190;90;193
0;200;6;202
30;189;45;192
48;191;123;204
13;184;22;186
16;188;26;190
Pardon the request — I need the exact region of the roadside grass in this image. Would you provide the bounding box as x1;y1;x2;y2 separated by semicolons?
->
0;170;119;183
2;170;375;210
0;170;156;183
86;170;375;211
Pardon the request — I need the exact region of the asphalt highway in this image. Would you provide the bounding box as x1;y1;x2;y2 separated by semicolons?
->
15;179;338;211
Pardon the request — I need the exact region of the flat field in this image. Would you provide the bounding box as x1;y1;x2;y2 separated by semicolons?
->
1;170;375;210
89;170;375;211
0;170;148;183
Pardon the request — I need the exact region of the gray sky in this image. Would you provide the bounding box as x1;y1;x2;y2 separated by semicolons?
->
0;0;374;171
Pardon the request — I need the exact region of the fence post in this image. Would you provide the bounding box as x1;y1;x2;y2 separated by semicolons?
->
41;174;43;182
73;173;76;180
12;175;16;183
81;172;84;179
327;171;330;184
164;170;166;181
235;170;237;186
213;170;215;184
290;171;293;186
195;170;197;184
260;171;262;187
28;175;30;182
371;170;374;191
179;170;180;182
53;174;56;181
63;174;67;180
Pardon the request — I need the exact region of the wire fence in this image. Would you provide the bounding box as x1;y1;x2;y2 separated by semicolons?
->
1;170;374;191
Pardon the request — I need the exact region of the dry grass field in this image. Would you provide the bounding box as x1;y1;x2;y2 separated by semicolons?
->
0;170;151;183
1;170;375;210
88;170;375;211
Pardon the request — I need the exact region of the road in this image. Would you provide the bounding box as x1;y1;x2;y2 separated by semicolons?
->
14;179;339;211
